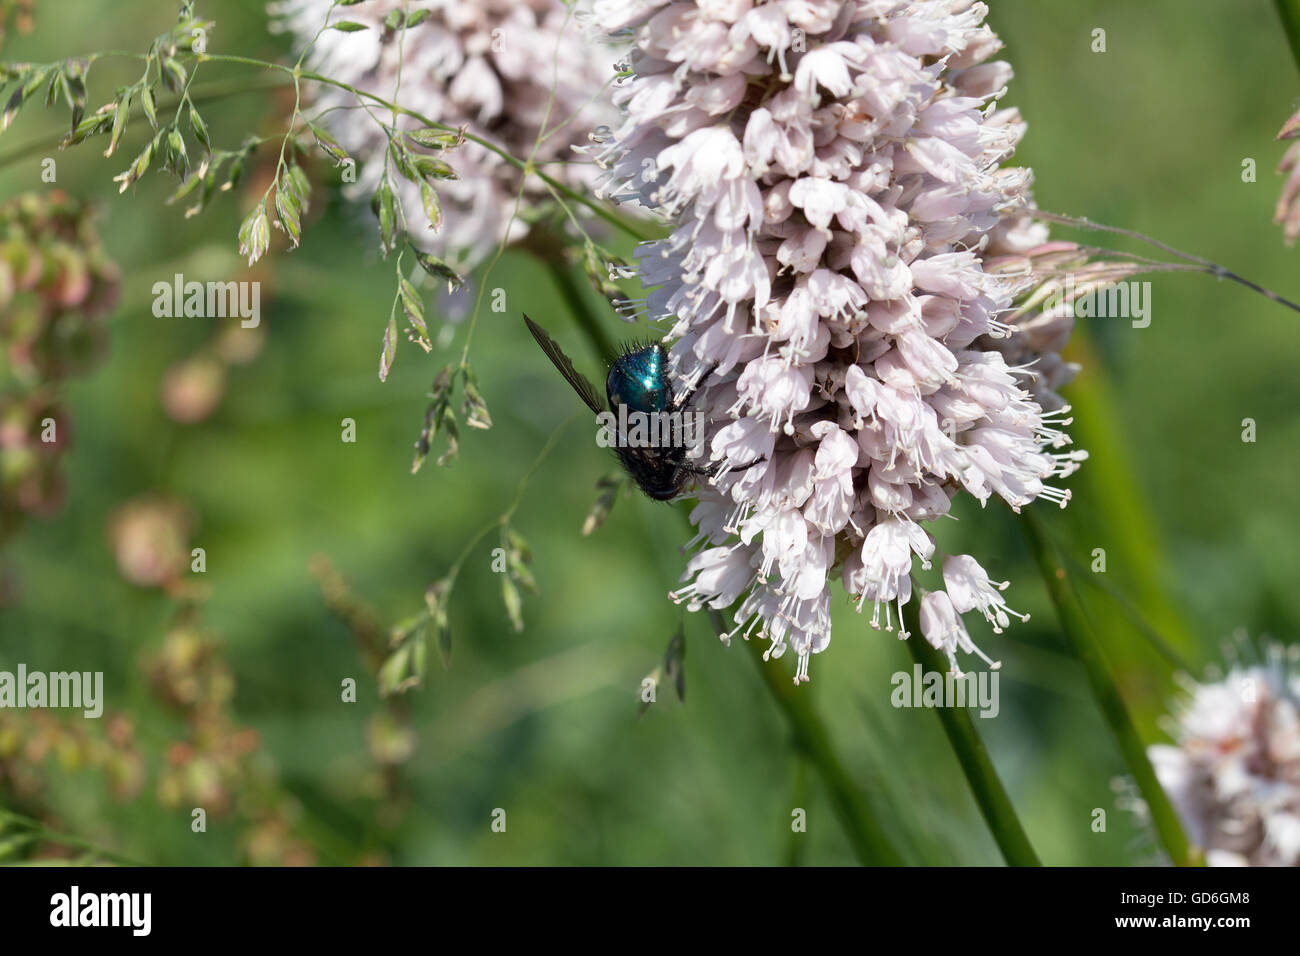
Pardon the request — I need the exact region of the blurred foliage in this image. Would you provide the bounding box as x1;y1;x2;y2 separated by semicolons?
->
0;0;1297;865
0;191;118;554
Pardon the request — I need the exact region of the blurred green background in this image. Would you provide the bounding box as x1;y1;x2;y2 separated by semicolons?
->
1;0;1297;865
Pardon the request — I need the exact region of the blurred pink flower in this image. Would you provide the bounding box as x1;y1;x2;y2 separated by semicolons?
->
106;496;192;589
161;354;226;424
273;0;620;271
1149;643;1300;866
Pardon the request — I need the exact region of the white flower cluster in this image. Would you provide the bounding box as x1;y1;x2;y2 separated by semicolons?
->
593;0;1086;681
1149;645;1300;867
274;0;618;270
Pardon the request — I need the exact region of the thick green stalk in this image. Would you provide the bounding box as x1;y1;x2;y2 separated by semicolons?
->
1276;0;1300;74
1059;334;1197;673
901;602;1042;866
741;637;904;865
1021;512;1200;866
528;243;616;359
784;754;812;866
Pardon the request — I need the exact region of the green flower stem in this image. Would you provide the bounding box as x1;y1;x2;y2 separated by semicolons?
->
900;600;1042;866
1035;517;1194;674
0;809;145;866
1059;334;1197;672
1021;511;1200;867
528;241;617;359
1276;0;1300;75
740;636;904;865
784;754;812;866
0;72;283;171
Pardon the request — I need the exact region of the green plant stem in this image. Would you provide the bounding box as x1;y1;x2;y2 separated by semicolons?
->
740;636;904;865
1021;511;1200;867
1035;517;1194;674
1058;334;1197;668
900;601;1042;866
1276;0;1300;75
528;243;617;359
0;72;282;171
784;754;811;866
0;809;145;866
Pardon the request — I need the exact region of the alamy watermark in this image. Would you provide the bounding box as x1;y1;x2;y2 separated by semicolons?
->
891;664;1000;719
596;405;704;449
1044;272;1151;328
0;664;103;718
152;273;260;328
50;886;150;936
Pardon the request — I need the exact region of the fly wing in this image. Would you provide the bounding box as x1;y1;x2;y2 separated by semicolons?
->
523;314;605;415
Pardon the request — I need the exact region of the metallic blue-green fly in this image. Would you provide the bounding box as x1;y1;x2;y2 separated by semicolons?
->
523;314;720;501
